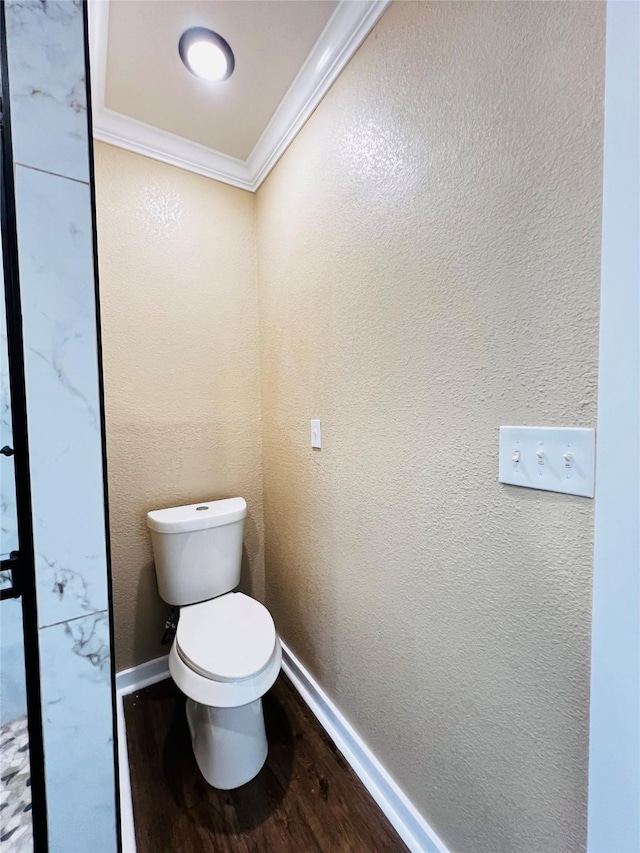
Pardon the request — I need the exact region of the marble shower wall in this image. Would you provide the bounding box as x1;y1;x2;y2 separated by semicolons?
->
0;244;18;561
0;240;27;727
4;1;118;851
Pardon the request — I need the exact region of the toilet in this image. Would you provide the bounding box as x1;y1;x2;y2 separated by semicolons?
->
146;497;281;790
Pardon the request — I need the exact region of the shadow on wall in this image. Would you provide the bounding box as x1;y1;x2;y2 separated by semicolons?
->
239;542;254;598
262;439;339;687
133;551;167;667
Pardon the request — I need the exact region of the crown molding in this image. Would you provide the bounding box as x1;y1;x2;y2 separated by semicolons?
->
94;106;255;190
245;0;390;189
88;0;390;193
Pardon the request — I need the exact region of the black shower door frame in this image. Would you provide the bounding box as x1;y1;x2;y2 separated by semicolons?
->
1;5;49;848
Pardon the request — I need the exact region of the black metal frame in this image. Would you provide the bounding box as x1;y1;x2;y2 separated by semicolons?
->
82;3;123;849
0;550;20;600
0;2;49;847
0;3;122;848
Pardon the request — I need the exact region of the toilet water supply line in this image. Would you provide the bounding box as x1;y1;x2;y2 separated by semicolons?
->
161;607;180;645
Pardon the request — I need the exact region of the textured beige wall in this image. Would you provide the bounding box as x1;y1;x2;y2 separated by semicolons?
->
256;3;605;852
94;142;264;671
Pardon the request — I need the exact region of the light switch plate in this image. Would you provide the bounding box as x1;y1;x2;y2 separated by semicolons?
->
310;419;322;449
499;426;595;497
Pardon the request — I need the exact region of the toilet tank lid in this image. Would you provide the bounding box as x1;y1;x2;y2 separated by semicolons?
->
146;497;247;534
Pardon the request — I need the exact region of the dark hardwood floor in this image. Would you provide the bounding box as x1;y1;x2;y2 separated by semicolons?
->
124;674;408;853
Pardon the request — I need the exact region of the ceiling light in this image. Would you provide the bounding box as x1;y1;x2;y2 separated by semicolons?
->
179;27;235;82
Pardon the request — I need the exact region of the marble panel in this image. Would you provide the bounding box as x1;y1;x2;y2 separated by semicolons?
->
4;0;89;182
39;611;117;853
0;240;18;560
14;165;107;627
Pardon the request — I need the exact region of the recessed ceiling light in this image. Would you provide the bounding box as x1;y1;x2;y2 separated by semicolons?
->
179;27;235;82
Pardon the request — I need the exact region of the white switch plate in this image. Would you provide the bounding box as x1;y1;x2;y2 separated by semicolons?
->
310;419;322;449
499;426;595;497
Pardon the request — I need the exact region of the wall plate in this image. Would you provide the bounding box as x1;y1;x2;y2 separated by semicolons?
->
499;426;595;497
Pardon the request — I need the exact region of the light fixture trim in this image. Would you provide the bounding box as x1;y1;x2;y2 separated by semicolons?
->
178;27;235;82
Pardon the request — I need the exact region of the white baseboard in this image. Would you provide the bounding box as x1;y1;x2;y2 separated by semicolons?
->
280;641;449;853
116;654;170;697
115;646;448;853
115;655;170;853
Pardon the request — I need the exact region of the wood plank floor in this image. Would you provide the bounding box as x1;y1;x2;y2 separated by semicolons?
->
124;674;408;853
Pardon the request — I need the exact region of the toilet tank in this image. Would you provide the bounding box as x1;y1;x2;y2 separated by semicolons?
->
146;498;246;606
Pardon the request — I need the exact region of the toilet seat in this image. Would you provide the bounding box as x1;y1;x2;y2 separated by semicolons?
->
176;592;277;683
169;635;282;710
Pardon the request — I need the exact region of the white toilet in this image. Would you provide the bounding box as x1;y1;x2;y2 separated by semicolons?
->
146;497;281;790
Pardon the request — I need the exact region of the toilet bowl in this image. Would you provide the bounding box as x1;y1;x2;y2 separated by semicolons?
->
168;592;282;789
169;592;282;790
146;498;281;790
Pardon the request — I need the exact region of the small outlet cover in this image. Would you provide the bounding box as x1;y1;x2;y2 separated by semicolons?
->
310;419;322;449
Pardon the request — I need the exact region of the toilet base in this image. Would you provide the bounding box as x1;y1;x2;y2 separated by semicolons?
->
185;697;268;790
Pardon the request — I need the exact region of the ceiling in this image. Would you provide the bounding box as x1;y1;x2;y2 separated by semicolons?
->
105;1;337;162
89;0;390;191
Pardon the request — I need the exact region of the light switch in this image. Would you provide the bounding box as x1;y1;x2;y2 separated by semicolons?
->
498;426;595;497
310;419;322;449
